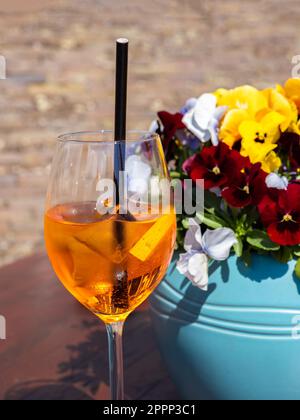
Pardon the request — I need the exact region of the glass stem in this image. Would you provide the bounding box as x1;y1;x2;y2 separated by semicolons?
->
106;321;125;400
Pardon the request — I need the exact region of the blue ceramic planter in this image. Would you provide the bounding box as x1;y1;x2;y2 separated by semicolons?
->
149;254;300;400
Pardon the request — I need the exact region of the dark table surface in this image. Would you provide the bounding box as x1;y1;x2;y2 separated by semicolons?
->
0;253;179;400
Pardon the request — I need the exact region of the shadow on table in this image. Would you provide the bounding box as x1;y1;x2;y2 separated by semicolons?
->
4;311;174;400
4;381;94;400
4;319;108;400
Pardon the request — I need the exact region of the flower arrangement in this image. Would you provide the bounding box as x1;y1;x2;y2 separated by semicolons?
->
152;79;300;288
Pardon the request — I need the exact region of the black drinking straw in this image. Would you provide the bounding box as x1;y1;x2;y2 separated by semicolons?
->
113;38;129;309
114;38;128;142
114;38;128;204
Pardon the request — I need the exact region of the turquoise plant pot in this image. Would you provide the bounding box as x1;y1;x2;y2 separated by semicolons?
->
149;254;300;400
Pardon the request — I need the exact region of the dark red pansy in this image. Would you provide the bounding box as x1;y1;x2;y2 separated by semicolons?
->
182;142;248;190
222;163;267;208
290;136;300;169
157;111;186;161
158;111;185;147
258;183;300;246
279;132;300;170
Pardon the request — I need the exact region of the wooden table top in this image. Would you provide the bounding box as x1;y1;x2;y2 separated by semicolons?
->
0;254;178;400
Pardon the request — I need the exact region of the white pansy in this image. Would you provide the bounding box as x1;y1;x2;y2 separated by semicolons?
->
266;173;289;190
177;219;237;291
182;93;227;146
184;218;203;251
201;228;238;261
177;251;209;290
149;119;160;133
181;97;198;114
168;160;176;171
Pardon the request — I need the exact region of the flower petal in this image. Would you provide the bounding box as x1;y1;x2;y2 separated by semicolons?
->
262;88;297;131
208;118;219;146
216;85;268;117
183;110;209;142
149;119;159;133
219;109;250;148
176;251;193;276
222;185;252;208
181;97;198;114
183;94;218;143
266;173;288;190
284;78;300;113
202;228;237;260
184;218;203;252
187;253;209;291
176;251;208;291
213;106;228;121
193;94;217;129
267;222;300;246
258;192;281;228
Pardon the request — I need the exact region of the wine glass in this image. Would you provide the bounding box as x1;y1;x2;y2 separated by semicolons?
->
44;131;176;400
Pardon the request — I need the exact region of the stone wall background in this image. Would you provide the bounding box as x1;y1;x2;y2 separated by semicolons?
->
0;0;300;266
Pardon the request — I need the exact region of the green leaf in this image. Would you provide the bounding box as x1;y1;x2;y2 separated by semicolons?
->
273;247;294;264
182;218;190;230
234;237;243;257
170;171;181;179
241;248;252;267
246;230;280;251
204;191;234;226
293;247;300;257
200;191;237;228
196;212;226;229
228;206;241;220
295;259;300;279
206;207;234;228
204;190;222;212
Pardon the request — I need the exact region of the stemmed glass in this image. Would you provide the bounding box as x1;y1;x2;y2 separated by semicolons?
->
44;131;176;400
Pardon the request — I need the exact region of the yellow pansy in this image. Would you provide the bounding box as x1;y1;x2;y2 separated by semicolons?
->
239;112;285;173
215;85;268;117
260;88;298;131
288;120;300;135
275;84;286;96
241;141;281;173
284;78;300;112
261;151;282;173
216;86;269;148
240;112;285;145
219;109;250;148
214;88;228;104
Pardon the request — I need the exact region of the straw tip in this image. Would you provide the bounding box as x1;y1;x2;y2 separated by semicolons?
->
116;38;129;45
